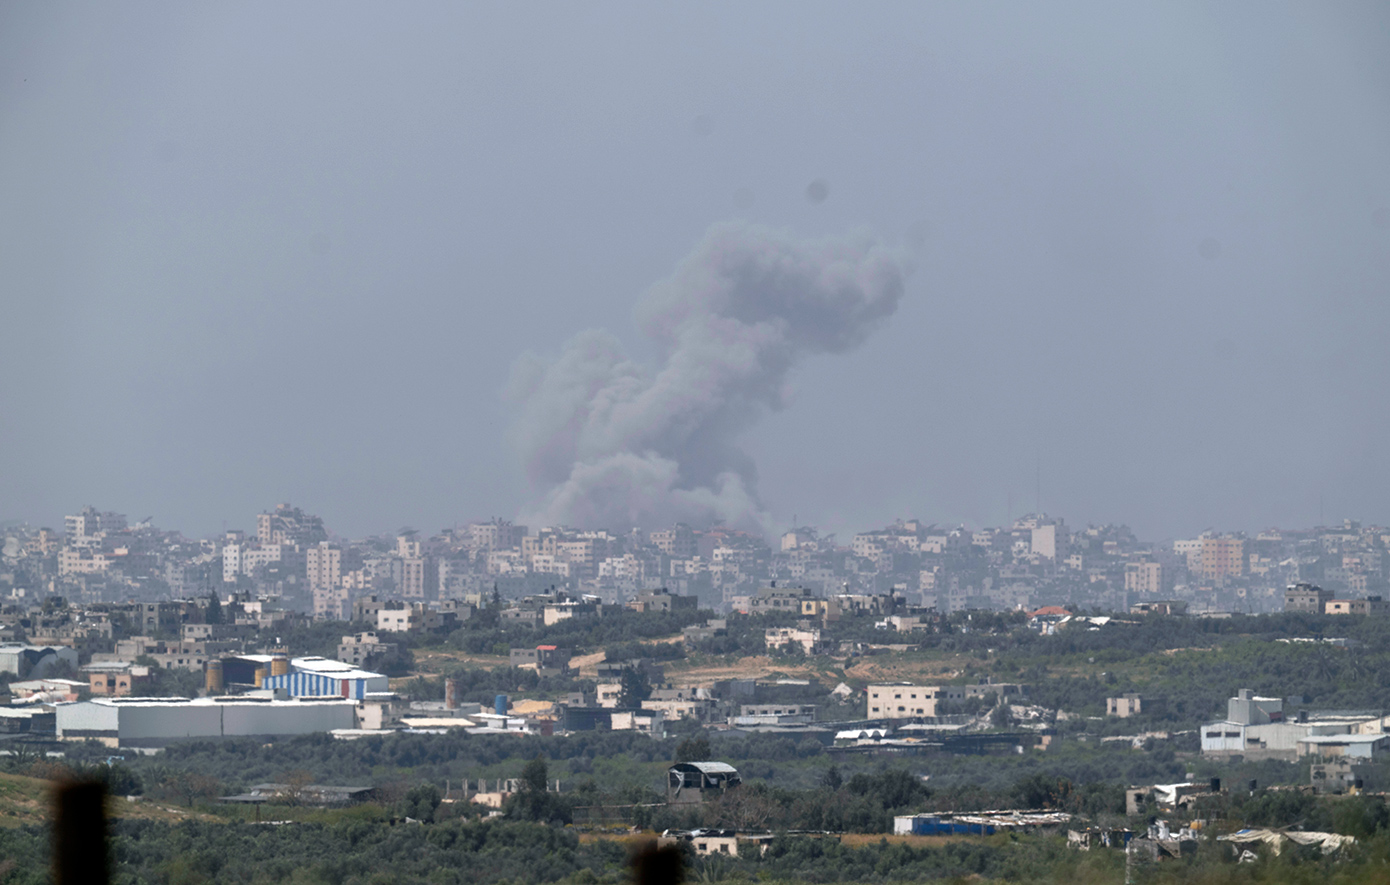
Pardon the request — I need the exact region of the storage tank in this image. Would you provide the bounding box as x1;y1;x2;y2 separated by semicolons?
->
445;678;459;711
495;694;508;716
205;660;224;693
270;650;290;677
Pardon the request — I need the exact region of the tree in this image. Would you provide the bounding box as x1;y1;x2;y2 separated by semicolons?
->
821;765;843;791
205;593;223;625
400;782;442;822
674;737;711;764
520;755;548;794
618;667;651;709
158;770;222;807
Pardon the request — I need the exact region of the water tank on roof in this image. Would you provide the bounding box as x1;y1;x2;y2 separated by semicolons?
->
205;660;224;693
495;694;508;716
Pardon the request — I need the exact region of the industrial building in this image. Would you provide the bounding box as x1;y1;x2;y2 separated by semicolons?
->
0;643;79;680
56;696;357;747
259;656;388;700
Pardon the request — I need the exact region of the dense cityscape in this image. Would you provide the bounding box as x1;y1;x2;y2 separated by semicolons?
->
8;503;1389;619
3;505;1390;881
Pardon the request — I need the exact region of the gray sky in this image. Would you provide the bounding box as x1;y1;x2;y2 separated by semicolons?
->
2;3;1388;541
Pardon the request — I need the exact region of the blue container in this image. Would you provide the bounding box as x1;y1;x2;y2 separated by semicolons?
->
495;694;508;716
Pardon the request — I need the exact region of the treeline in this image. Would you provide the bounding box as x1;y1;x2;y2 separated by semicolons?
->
449;608;711;657
6;813;1390;885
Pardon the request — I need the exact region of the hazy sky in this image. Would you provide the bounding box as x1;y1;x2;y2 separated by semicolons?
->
2;3;1388;541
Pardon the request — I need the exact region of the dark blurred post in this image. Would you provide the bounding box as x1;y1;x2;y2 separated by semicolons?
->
631;840;683;885
54;779;109;885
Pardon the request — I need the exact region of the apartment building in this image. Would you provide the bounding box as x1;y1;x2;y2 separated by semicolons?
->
866;684;956;719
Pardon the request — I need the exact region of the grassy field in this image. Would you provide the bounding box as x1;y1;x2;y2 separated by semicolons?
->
0;771;224;827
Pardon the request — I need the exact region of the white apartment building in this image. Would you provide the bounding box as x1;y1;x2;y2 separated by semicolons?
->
1030;523;1069;560
306;543;342;593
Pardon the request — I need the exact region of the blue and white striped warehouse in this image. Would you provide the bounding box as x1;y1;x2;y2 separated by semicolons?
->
261;657;389;700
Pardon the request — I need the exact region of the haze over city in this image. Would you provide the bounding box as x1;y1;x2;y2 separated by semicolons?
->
3;3;1388;542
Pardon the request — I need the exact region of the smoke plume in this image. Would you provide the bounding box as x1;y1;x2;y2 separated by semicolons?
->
509;222;905;533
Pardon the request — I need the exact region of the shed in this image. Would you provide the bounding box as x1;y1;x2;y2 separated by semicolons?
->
667;761;741;804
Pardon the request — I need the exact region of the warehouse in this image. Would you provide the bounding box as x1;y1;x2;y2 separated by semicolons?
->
0;643;79;680
259;657;388;700
56;696;357;747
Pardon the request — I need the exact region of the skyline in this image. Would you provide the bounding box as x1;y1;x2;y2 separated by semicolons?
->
3;4;1388;541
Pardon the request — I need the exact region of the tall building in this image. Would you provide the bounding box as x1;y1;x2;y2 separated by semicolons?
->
306;543;342;593
1124;561;1165;596
1030;521;1069;561
257;504;328;547
652;524;699;558
1200;535;1246;581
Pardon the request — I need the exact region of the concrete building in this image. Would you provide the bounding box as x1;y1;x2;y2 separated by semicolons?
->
748;585;817;615
306;543;342;594
651;525;699;558
1031;522;1069;561
1325;597;1389;616
866;684;953;719
469;520;526;551
509;645;571;675
1124;561;1166;596
628;588;698;613
338;632;396;667
764;626;830;654
1227;689;1283;725
1285;583;1334;614
733;704;817;726
1129;601;1187;616
1199;535;1246;581
86;663;153;697
1107;694;1164;718
56;696;356;747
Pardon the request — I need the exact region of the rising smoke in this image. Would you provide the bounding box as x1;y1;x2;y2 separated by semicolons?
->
508;222;905;533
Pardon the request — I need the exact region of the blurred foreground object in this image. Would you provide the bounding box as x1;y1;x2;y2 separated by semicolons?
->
632;840;683;885
54;779;108;885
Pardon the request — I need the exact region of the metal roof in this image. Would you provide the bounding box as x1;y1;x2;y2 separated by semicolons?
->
671;761;738;774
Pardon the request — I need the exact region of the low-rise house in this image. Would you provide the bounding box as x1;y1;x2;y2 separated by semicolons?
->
1129;601;1187;616
764;626;830;654
611;709;665;737
628;588;698;614
84;663;153;697
509;645;571;675
338;632;397;667
642;687;715;721
658;829;739;857
1325;597;1389;616
748;585;817;615
683;619;727;643
1108;694;1165;718
732;704;816;726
